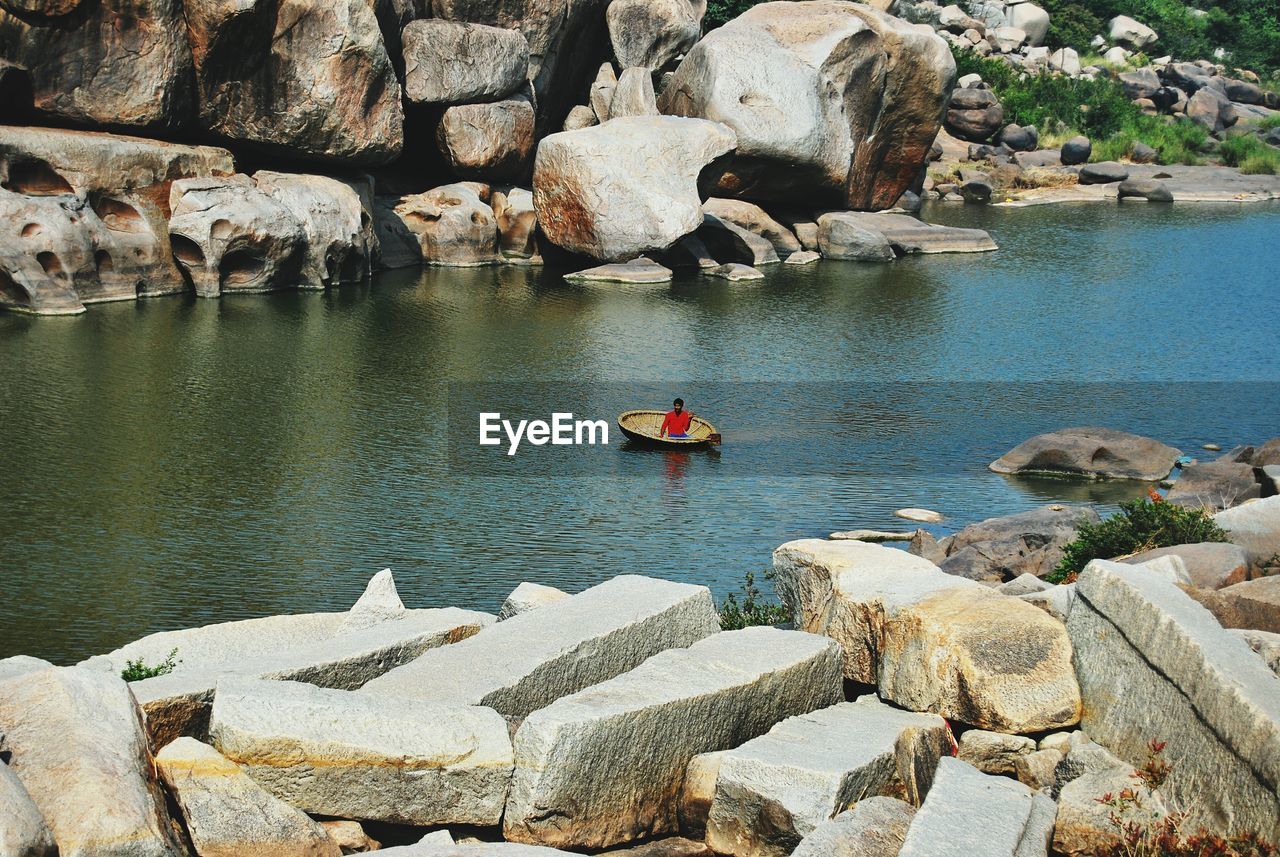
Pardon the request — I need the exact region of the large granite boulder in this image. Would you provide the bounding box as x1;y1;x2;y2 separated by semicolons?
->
0;666;183;857
945;88;1003;142
430;0;609;134
253;171;379;288
210;678;513;826
1108;14;1158;49
0;126;235;297
437;93;537;181
705;698;949;857
698;214;781;266
0;0;192;130
502;627;843;850
938;505;1100;583
611;67;660;117
402;20;530;105
773;539;1081;732
0;761;55;857
362;575;720;717
156;737;340;857
1052;741;1167;857
387;183;500;266
956;729;1036;776
532;116;736;261
1005;2;1049;46
607;0;704;70
660;1;954;211
791;797;915;857
898;757;1055;857
184;0;403;163
989;427;1181;481
1068;559;1280;840
1215;495;1280;567
1192;576;1280;634
1166;457;1262;510
1121;542;1251;590
80;570;492;748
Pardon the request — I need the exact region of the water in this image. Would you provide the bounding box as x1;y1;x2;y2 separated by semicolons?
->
2;202;1278;662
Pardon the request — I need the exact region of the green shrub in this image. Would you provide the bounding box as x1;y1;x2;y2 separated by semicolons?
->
720;570;791;630
703;0;765;29
121;648;181;682
1047;2;1105;49
1047;498;1230;583
1256;114;1280;131
1220;133;1280;173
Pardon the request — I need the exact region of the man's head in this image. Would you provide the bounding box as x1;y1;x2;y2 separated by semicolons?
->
673;398;684;413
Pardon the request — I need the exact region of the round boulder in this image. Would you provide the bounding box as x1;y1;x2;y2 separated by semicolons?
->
945;87;1004;142
1117;178;1173;202
1061;135;1091;165
998;123;1038;151
1078;161;1129;184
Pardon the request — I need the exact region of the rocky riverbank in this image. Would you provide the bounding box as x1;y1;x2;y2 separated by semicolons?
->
3;426;1279;856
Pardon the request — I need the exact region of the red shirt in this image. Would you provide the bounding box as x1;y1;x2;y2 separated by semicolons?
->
661;409;693;435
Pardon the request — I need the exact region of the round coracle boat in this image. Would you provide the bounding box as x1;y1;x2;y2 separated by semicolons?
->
617;410;721;449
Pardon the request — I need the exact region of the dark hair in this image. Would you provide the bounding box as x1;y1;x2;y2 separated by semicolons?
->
673;398;684;407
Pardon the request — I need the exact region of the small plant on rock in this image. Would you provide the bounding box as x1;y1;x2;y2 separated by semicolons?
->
121;647;181;682
1047;496;1230;583
719;570;791;630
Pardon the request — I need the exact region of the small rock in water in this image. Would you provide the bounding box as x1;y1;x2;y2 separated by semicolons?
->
1078;161;1129;184
564;258;674;284
829;529;917;542
783;250;821;265
894;507;944;523
1203;442;1222;451
707;263;765;281
1117;179;1173;202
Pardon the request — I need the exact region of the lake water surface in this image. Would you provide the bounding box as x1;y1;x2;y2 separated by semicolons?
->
3;202;1278;662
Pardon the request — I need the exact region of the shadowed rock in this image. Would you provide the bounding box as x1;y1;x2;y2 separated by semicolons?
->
362;575;720;717
703;199;801;257
492;187;540;260
791;797;915;857
0;760;55;857
210;678;513;826
533;116;736;261
661;1;954;211
989;427;1180;481
608;0;704;70
698;214;780;266
939;505;1099;583
502;627;844;849
253;172;379;289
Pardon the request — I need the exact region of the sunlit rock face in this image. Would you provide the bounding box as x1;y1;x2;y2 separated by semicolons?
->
660;0;954;211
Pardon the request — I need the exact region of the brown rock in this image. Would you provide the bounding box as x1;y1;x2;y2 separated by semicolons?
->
945;87;1004;142
436;92;536;181
390;183;499;266
402;20;530;106
607;0;703;71
1121;543;1252;590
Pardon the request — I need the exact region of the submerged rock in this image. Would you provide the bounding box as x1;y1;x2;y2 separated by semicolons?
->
661;2;954;210
502;627;843;850
989;427;1180;480
533;116;736;262
565;258;675;283
707;263;765;281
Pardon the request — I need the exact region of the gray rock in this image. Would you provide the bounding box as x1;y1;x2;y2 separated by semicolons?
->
1019;583;1076;623
156;737;340;857
0;0;191;130
898;757;1055;857
0;761;56;857
1130;141;1158;163
773;539;1081;732
945;88;1004;142
436;93;537;182
1188;87;1232;133
1049;47;1080;76
589;62;618;122
1068;559;1280;840
997;123;1038;151
989;427;1179;480
612;67;660;118
1215;495;1280;566
1078;162;1130;184
389;183;500;266
1235;629;1280;674
990;26;1026;52
82;570;492;748
563;105;598;131
939;505;1100;583
499;582;571;620
252;171;379;289
210;677;513;826
1060;135;1091;165
660;2;955;210
999;573;1053;596
791;797;916;857
1166;457;1261;510
320;820;381;854
1117;178;1173;202
533;116;736;262
1197;576;1280;633
705;698;949;856
0;656;52;683
184;0;402;164
703;199;802;258
362;575;720;718
1118;68;1161;100
816;213;896;261
1013;747;1062;789
492;187;540;260
960;180;993;203
822;212;996;255
1005;2;1049;45
402;20;530;105
783;250;821;265
699;214;781;266
607;0;703;71
0;666;182;857
707;263;766;281
957;729;1036;775
565;257;675;283
377;844;578;856
1053;748;1166;857
502;627;844;849
1108;14;1158;49
1121;543;1251;590
679;752;727;840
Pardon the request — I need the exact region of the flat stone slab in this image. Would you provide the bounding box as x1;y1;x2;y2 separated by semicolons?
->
773;539;1081;732
828;212;997;254
1002;164;1280;205
564;258;674;283
898;757;1055;857
1121;542;1252;590
361;575;720;718
87;602;492;748
377;844;580;856
707;263;765;281
1068;559;1280;840
0;666;181;857
705;697;949;857
989;426;1180;481
503;627;844;850
209;677;513;826
791;797;916;857
156;737;339;857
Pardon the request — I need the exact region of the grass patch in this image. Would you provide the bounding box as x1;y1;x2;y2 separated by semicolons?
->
1046;498;1230;584
1255;114;1280;131
121;647;181;682
1220;133;1280;173
1092;116;1208;164
719;570;790;630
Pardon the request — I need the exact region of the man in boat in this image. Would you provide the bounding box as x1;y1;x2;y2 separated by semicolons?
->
659;398;694;439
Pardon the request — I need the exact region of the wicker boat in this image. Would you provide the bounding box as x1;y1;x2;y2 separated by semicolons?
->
617;410;721;448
